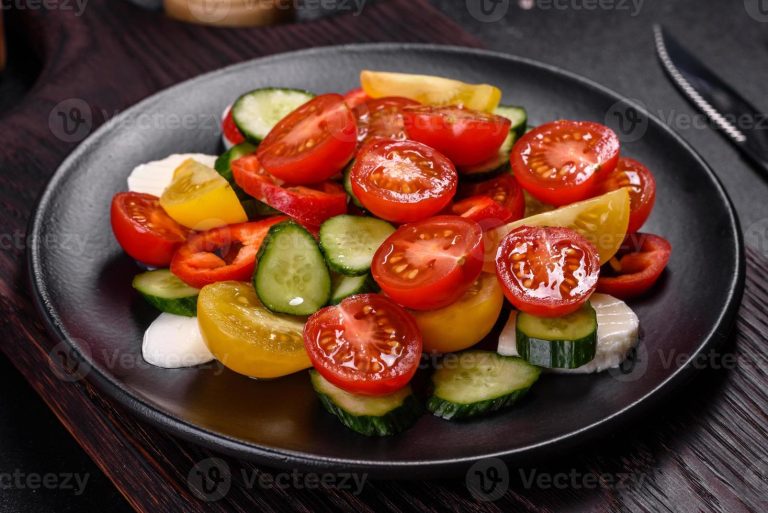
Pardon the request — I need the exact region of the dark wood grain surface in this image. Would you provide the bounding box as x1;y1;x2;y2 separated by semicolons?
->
0;1;766;511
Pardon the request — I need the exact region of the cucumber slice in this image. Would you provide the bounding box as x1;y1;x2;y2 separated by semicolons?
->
254;221;331;315
310;370;421;436
214;142;279;219
330;273;375;304
494;104;527;140
319;215;395;276
232;88;315;143
132;269;199;317
516;303;598;369
343;162;365;208
428;350;540;420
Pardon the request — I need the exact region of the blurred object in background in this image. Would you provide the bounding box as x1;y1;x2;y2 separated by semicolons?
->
163;0;294;26
0;10;6;71
124;0;164;9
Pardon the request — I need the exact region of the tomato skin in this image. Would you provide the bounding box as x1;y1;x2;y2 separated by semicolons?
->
350;138;458;223
342;88;370;109
495;226;600;317
451;195;512;231
372;216;484;310
402;105;511;166
304;294;422;396
170;217;286;288
222;107;245;146
257;94;357;184
459;174;525;223
594;157;656;233
354;96;419;145
597;233;671;299
232;154;347;228
110;192;189;267
511;120;620;206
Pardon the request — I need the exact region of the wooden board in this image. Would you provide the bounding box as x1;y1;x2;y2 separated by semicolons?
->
0;1;765;511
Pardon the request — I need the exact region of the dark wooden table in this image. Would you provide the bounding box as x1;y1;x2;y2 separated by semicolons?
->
1;1;767;511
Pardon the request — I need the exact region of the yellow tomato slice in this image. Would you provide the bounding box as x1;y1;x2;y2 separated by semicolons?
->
483;188;631;272
160;159;246;230
360;70;502;113
411;273;503;354
197;281;311;379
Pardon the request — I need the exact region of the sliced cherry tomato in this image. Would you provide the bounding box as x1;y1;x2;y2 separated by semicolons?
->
511;120;620;206
231;154;347;229
594;157;656;233
597;233;671;299
495;226;600;317
350;138;457;223
304;294;422;396
256;94;357;184
459;174;525;222
342;87;370;109
451;196;511;231
354;96;419;145
222;107;245;146
402;105;511;166
372;216;484;310
110;192;189;267
170;217;286;288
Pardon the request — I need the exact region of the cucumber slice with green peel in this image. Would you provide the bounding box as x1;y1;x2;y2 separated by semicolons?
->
254;221;331;316
516;303;598;369
310;371;422;436
428;350;540;420
232;88;315;143
319;215;395;276
132;269;199;317
214;142;257;184
330;273;375;304
343;163;365;208
494;104;527;140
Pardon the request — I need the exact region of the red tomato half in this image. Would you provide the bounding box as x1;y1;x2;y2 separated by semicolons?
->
372;216;484;310
342;88;370;109
354;96;419;145
232;154;347;229
110;192;189;267
597;233;671;299
350;138;457;223
594;157;656;233
304;294;422;396
170;217;286;288
257;94;357;184
402;105;511;166
495;226;600;317
511;120;620;206
451;196;512;231
222;107;245;146
459;174;525;223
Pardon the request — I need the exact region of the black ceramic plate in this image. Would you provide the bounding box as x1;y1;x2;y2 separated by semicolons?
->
29;44;744;477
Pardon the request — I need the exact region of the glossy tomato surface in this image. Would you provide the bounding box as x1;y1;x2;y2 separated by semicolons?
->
511;120;620;206
597;232;671;299
495;226;600;317
170;217;286;288
372;216;484;310
402;105;511;166
451;195;511;231
354;96;419;145
231;154;347;229
257;94;357;184
222;107;245;146
304;294;422;396
350;138;457;223
342;88;370;109
459;174;525;223
110;192;189;267
594;157;656;233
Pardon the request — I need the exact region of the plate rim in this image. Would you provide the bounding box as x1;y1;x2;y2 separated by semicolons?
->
27;43;746;476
